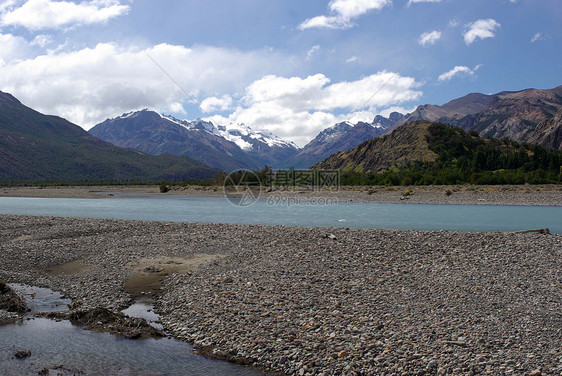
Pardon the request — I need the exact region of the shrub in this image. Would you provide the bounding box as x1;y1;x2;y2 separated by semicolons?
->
159;182;170;193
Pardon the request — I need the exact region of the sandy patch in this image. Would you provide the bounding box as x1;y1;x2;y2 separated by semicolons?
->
12;235;33;241
43;260;93;276
124;254;223;298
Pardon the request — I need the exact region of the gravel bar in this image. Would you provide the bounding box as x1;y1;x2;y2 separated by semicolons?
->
0;214;561;375
0;184;561;206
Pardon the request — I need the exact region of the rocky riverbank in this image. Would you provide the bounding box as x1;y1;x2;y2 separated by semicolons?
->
0;184;560;206
0;215;561;375
0;281;28;325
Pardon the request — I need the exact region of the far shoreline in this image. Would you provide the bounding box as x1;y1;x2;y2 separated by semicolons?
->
0;184;560;206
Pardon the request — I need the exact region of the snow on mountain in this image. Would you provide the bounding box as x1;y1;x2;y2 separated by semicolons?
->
119;111;136;119
372;112;405;129
213;122;298;152
215;124;253;150
314;121;354;144
91;109;262;171
159;113;191;130
98;109;405;170
154;113;297;153
105;110;299;167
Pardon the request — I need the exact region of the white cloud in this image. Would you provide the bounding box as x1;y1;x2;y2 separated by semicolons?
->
200;95;233;113
299;15;348;30
30;34;53;48
299;0;391;30
438;65;479;81
0;42;290;127
418;30;441;46
207;72;422;146
306;45;320;60
0;32;32;64
407;0;442;6
0;0;130;30
379;105;417;117
0;36;421;146
167;101;186;115
243;74;332;111
463;18;501;45
530;32;544;43
0;0;15;12
329;0;391;19
346;56;358;63
243;73;421;112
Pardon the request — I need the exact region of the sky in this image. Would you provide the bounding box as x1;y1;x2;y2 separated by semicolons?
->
0;0;560;147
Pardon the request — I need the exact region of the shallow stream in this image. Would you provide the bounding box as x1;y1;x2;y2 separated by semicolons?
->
0;284;263;376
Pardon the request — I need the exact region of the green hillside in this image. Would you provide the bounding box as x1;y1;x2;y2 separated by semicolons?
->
316;121;561;185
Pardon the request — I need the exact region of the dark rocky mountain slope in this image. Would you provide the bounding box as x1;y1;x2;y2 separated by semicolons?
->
385;86;562;150
89;110;263;171
0;92;219;181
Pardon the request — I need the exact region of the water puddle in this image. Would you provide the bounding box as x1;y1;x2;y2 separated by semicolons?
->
121;300;163;331
0;284;263;376
124;254;223;299
9;283;71;314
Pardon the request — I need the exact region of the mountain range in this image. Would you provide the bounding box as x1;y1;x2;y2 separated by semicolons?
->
89;86;561;172
281;112;404;169
0;91;219;181
386;86;562;150
315;120;561;185
89;110;274;171
89;111;401;171
1;84;560;182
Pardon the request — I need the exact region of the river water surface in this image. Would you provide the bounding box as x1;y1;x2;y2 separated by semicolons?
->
0;195;560;233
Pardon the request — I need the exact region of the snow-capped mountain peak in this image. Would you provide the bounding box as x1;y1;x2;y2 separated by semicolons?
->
212;123;253;150
314;121;354;143
118;111;136;119
159;113;191;129
116;108;151;120
209;122;297;151
154;112;299;163
91;109;300;169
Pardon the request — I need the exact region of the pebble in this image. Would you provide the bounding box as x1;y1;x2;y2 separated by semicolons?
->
0;214;561;375
14;349;31;359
